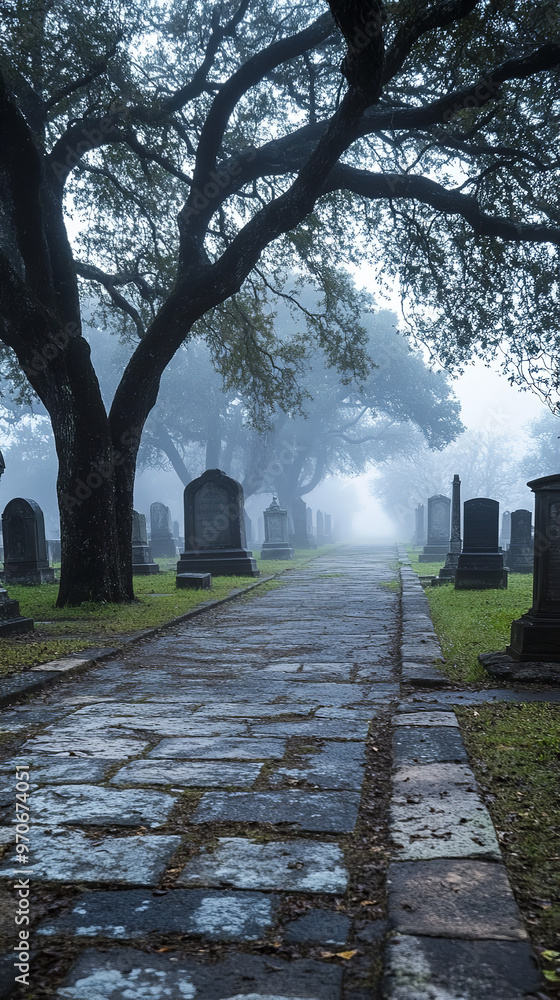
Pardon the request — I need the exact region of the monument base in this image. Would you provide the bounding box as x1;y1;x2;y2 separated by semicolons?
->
418;545;448;562
506;611;560;663
438;551;460;579
479;650;560;684
454;553;508;590
506;545;533;574
0;590;34;634
177;548;260;577
132;563;160;575
260;543;294;560
151;538;177;558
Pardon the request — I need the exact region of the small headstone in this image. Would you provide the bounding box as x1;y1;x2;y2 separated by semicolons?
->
177;469;259;577
2;498;55;584
176;573;212;589
150;502;177;557
291;498;313;549
506;510;533;574
455;498;508;590
507;476;560;661
439;475;462;580
413;503;425;546
418;495;451;563
261;497;294;560
132;511;159;575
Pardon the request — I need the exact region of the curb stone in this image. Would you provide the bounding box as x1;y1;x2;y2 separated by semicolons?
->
385;547;543;999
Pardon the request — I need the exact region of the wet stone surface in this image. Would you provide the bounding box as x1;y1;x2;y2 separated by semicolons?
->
26;784;177;827
250;718;371;740
176;837;348;893
269;741;366;789
393;727;469;766
147;736;287;759
0;756;116;784
0;829;182;885
191;790;362;833
38;888;279;941
284;908;352;946
110;760;262;788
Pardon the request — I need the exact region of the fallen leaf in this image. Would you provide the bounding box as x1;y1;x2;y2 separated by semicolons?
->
336;950;358;960
360;900;378;906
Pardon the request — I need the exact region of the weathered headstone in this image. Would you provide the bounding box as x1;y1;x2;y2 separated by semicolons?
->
244;512;253;547
500;510;511;549
418;495;451;563
0;458;33;632
413;503;425;546
306;505;314;538
291;498;313;549
455;498;508;589
439;475;462;580
261;497;294;560
150;503;177;558
316;509;327;546
324;513;332;541
132;511;159;575
47;539;61;564
177;469;259;577
2;498;55;585
507;475;560;660
507;509;533;574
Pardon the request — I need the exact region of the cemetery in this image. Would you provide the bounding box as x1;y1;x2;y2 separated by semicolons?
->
1;1;559;998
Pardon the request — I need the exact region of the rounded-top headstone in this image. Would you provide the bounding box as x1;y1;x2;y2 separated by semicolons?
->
462;498;499;553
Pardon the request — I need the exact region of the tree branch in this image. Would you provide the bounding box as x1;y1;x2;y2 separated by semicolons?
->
75;261;146;338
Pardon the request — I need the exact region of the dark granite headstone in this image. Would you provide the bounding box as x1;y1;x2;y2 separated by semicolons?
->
261;497;294;560
177;469;259;577
507;509;533;574
439;475;462;580
2;498;55;584
132;511;159;575
507;475;560;661
455;498;507;590
418;495;450;562
291;498;313;549
0;458;33;632
150;502;177;558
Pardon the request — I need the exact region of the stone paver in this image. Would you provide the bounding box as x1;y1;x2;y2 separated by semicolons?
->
269;741;366;789
191;790;361;832
176;837;348;893
27;783;176;827
393;727;469;766
38;888;279;941
147;737;286;759
110;760;262;787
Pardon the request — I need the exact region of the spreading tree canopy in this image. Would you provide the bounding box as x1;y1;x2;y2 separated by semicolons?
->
0;0;559;603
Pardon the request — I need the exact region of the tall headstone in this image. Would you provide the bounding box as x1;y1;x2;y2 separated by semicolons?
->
455;498;508;589
507;475;560;660
439;475;462;580
2;498;55;585
507;509;533;574
0;458;33;632
413;503;425;546
418;495;451;562
150;502;177;558
500;510;511;549
132;511;159;575
291;498;313;549
261;497;294;560
316;509;326;545
177;469;259;577
324;513;332;541
306;506;314;538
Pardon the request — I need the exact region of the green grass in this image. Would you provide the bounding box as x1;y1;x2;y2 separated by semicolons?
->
0;546;336;674
458;702;560;988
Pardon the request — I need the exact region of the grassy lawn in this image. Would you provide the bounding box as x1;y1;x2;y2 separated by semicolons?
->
407;548;560;992
0;547;336;675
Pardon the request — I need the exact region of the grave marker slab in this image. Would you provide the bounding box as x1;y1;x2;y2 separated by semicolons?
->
178;469;259;576
418;495;450;562
2;498;55;584
455;498;508;589
150;502;177;557
507;509;533;574
413;503;425;546
131;511;159;574
261;496;294;559
291;497;313;548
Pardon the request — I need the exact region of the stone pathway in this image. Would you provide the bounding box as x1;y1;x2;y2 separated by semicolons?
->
0;546;551;998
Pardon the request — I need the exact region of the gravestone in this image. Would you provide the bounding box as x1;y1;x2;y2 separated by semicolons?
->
500;510;511;549
177;469;259;577
418;495;451;562
455;498;508;589
316;510;327;546
2;498;56;585
507;509;533;574
324;513;332;541
150;503;177;558
439;475;462;580
132;511;159;575
291;498;313;549
507;475;560;661
261;497;294;560
47;539;61;564
0;458;33;632
306;505;314;539
244;512;253;547
413;503;425;546
173;520;180;543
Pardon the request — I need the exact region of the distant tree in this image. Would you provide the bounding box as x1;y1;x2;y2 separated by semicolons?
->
139;306;463;507
372;428;531;534
520;410;560;483
1;1;558;603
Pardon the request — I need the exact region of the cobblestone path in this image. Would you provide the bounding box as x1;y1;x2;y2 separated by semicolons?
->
0;547;400;999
